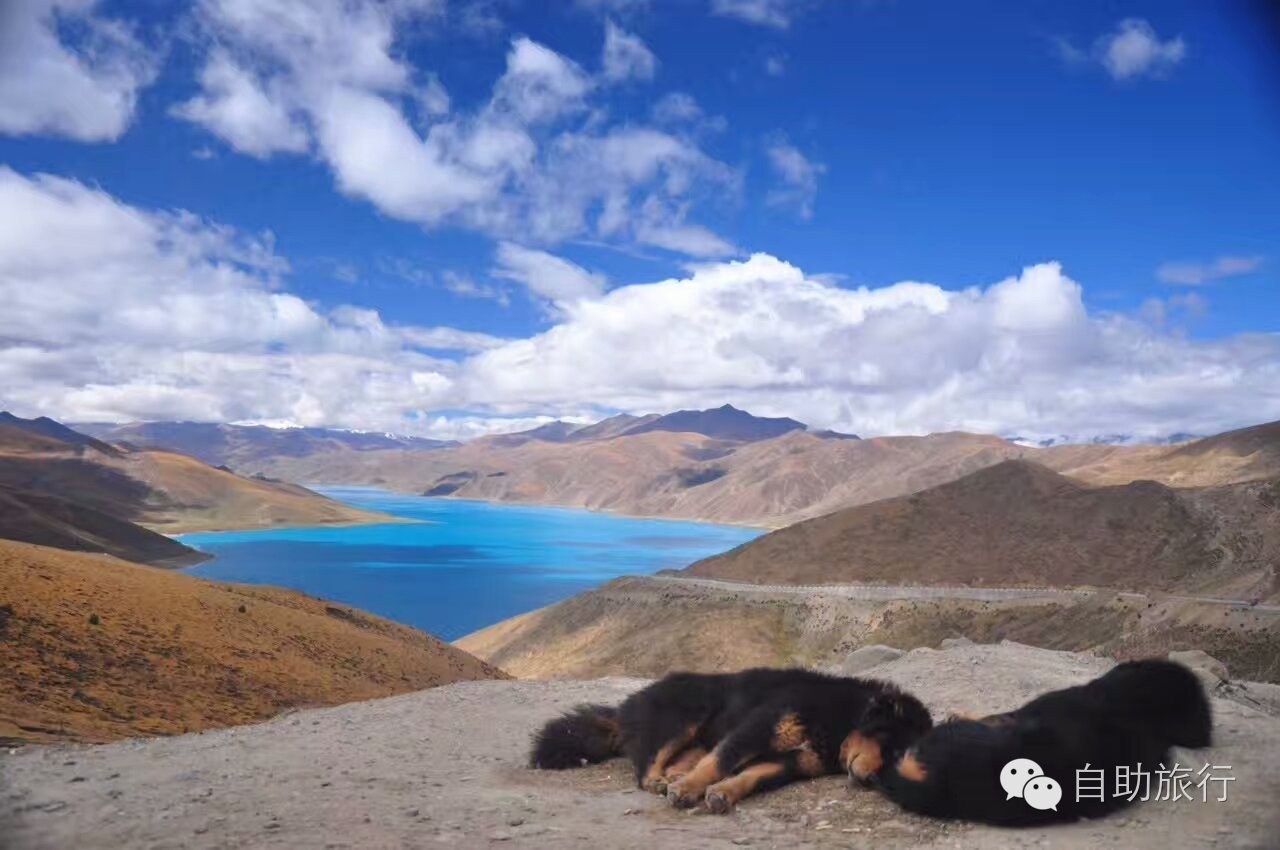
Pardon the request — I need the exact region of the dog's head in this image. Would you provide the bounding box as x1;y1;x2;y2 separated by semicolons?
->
842;687;933;786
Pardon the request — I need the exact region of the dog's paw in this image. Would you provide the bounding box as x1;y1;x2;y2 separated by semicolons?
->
641;776;667;795
704;788;734;814
666;779;703;809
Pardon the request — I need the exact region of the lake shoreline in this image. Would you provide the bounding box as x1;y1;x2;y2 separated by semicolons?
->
315;485;776;531
173;488;761;641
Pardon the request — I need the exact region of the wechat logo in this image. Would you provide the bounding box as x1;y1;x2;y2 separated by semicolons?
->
1001;758;1062;812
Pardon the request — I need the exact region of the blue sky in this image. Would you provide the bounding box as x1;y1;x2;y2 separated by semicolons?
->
0;0;1277;440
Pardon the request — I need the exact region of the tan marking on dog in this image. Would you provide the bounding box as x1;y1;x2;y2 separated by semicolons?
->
897;751;929;783
795;747;825;777
772;713;807;751
666;750;725;807
839;731;883;780
704;761;787;813
642;725;697;792
662;746;707;782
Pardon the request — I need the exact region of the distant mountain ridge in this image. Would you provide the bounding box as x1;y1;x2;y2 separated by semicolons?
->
0;411;120;456
618;404;808;442
45;409;1280;529
74;421;455;471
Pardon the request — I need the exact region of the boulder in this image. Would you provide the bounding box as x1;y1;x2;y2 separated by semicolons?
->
838;644;904;676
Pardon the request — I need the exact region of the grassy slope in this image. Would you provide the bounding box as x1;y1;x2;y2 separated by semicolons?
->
0;539;507;746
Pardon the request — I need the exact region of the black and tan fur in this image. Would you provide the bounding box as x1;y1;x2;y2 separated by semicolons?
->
876;659;1213;826
530;667;932;813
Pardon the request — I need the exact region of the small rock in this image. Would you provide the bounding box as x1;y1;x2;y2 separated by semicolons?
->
490;831;513;841
68;776;86;783
264;822;281;831
407;809;420;818
732;839;751;846
506;816;524;827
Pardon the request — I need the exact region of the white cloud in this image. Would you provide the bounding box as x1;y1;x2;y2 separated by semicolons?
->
9;168;1275;443
0;167;466;431
441;270;511;307
652;93;702;123
172;49;309;157
174;0;734;256
492;243;607;306
764;53;787;76
1098;19;1186;80
711;0;809;29
0;0;159;142
766;140;825;219
1057;19;1186;81
602;20;657;83
1156;256;1264;286
459;254;1280;441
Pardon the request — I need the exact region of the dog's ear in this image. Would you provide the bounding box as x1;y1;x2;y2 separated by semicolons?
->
861;690;932;736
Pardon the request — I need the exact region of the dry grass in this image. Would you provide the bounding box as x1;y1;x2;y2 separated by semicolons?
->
0;539;506;746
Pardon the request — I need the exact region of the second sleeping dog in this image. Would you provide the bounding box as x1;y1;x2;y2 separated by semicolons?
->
530;667;932;813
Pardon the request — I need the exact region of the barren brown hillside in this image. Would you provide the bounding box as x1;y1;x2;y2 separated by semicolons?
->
0;487;202;566
0;416;389;538
0;539;506;746
682;460;1280;597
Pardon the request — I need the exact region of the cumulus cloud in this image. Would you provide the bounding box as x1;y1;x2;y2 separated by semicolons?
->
492;243;607;307
174;0;734;256
7;168;1276;442
458;254;1280;441
0;167;469;430
1057;19;1186;81
1156;256;1264;286
0;0;159;141
602;20;657;82
766;139;825;219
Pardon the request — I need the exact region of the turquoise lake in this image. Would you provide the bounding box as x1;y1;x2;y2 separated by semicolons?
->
181;487;761;640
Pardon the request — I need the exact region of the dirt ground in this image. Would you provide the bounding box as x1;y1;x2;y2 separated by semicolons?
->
3;642;1278;850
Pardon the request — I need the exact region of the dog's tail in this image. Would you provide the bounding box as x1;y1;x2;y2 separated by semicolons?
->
529;704;623;769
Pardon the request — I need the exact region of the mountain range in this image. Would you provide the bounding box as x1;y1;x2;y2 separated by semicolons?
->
72;420;455;469
80;408;1280;528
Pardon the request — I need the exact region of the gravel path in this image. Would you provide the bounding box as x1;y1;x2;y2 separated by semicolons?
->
3;643;1278;850
652;575;1280;611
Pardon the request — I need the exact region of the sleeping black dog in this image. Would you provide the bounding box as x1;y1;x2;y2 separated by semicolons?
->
875;659;1212;826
